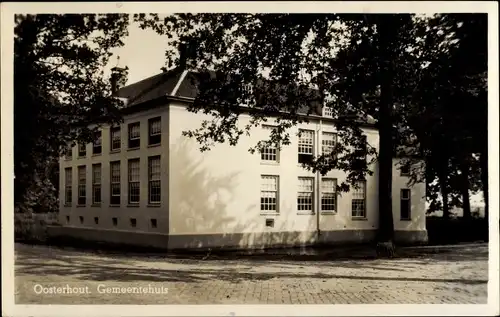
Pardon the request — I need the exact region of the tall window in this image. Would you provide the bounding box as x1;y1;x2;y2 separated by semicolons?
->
400;189;411;220
298;129;314;164
260;175;278;212
323;106;334;117
92;131;102;155
110;126;121;151
77;166;86;205
297;177;314;213
400;164;410;176
128;159;140;204
353;135;367;171
64;168;72;205
110;161;121;205
351;181;366;218
78;143;86;157
148;156;161;204
148;117;161;145
322;132;337;161
92;164;101;204
321;178;337;212
261;126;278;162
128;122;140;149
65;145;72;159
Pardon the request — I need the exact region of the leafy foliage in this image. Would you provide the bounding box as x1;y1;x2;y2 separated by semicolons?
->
14;14;129;208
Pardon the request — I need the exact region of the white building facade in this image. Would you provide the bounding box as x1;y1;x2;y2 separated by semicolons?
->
52;69;428;250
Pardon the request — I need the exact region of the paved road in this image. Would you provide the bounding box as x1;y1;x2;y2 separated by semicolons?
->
14;243;488;304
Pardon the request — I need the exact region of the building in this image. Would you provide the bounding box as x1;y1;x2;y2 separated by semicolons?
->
50;64;428;251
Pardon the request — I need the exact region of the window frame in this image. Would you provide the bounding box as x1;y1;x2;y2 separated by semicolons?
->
298;129;315;164
148;156;161;204
321;178;337;213
148;117;162;146
322;132;337;161
78;143;86;158
110;161;121;205
128;159;140;204
92;131;102;155
351;180;367;219
260;125;279;163
400;164;410;176
64;167;72;205
128;122;141;149
110;126;121;151
297;177;315;214
92;164;102;205
400;188;411;220
260;175;279;213
77;166;86;205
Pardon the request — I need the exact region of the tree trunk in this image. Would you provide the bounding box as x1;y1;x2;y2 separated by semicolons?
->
460;158;471;220
374;16;397;257
438;157;450;219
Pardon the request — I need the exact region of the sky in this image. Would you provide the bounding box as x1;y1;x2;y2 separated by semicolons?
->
106;23;171;85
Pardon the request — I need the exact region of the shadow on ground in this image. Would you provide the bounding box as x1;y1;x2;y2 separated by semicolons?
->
15;243;488;285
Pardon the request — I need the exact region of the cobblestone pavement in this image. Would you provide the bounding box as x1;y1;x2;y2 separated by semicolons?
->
14;243;488;304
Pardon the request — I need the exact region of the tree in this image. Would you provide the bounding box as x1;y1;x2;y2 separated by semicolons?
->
14;14;129;210
136;13;432;256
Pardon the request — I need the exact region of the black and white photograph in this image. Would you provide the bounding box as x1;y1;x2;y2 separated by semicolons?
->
1;1;498;316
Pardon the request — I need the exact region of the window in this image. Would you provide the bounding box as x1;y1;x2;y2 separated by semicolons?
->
150;218;157;229
260;175;278;212
78;143;86;157
110;161;121;205
298;130;314;164
110;126;121;151
128;159;140;204
94;217;99;225
400;164;410;176
322;132;337;161
112;217;118;227
353;135;367;170
92;131;102;155
323;106;334;117
64;168;72;205
130;218;137;228
265;219;275;228
79;216;84;224
401;189;411;220
65;145;72;159
297;177;314;213
148;117;161;145
92;164;101;204
77;166;86;205
66;216;70;224
128;122;140;149
351;181;366;218
261;126;278;162
321;178;337;212
148;156;161;204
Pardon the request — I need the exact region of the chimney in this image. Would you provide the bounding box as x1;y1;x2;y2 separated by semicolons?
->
110;66;128;95
178;42;187;70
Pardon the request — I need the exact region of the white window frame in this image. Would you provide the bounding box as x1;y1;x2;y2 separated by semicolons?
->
77;166;86;205
321;178;337;213
110;126;121;151
110;161;121;205
322;132;337;160
64;167;72;205
92;131;102;155
297;177;314;214
351;180;366;218
148;156;161;204
92;164;102;204
323;106;334;117
298;129;314;163
128;122;140;149
128;159;140;204
148;117;162;145
78;143;86;157
261;125;279;162
400;189;411;220
260;175;279;213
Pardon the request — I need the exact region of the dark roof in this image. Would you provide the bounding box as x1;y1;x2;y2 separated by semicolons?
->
116;68;376;125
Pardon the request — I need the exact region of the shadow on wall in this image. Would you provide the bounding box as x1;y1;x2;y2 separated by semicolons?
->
169;138;318;250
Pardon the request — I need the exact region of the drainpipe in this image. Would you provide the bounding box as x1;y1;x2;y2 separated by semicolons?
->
316;120;322;243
